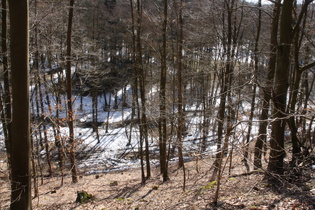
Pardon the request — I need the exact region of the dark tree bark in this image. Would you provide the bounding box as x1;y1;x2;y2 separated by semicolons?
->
159;0;169;182
212;0;235;181
66;0;78;183
175;0;184;169
174;0;186;191
135;0;146;184
9;0;32;208
287;0;313;165
129;0;147;184
244;0;262;172
267;0;314;175
135;0;151;180
254;0;281;169
92;88;100;143
30;127;38;198
267;0;294;175
128;0;137;148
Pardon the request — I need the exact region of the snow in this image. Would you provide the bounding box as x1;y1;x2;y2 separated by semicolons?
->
0;73;263;174
38;90;219;172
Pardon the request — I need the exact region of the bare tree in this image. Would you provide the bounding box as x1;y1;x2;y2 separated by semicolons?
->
243;0;262;172
211;0;239;181
9;0;32;208
174;0;184;169
267;0;314;175
1;0;12;171
66;0;78;183
254;0;281;169
287;0;315;165
267;0;294;175
159;0;169;182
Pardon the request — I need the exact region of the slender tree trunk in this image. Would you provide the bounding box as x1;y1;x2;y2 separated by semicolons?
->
288;29;303;163
113;91;118;109
92;88;100;143
106;92;112;133
244;84;256;172
129;0;136;146
66;0;78;183
1;0;11;170
288;0;312;164
33;4;53;175
9;0;32;208
34;85;44;150
174;0;186;191
34;127;44;185
175;0;184;169
30;127;39;198
43;73;64;184
212;0;234;181
159;0;169;182
129;0;148;183
244;0;261;172
30;92;44;186
213;130;232;206
254;0;280;169
36;72;53;176
53;74;65;185
135;0;151;179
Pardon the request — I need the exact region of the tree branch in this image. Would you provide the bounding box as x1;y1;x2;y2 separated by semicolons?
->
291;0;314;37
301;61;315;72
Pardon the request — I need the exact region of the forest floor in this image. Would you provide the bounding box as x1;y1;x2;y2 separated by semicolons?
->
1;154;315;210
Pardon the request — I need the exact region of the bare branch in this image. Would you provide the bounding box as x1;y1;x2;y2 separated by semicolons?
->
300;61;315;72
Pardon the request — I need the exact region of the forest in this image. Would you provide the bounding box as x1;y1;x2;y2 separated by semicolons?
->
1;0;315;209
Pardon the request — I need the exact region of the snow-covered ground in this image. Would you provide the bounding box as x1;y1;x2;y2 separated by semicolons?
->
0;82;260;175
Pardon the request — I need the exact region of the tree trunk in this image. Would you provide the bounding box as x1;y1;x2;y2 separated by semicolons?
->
43;73;64;184
66;0;78;183
135;0;151;179
33;4;53;176
212;0;235;181
36;73;53;176
267;0;294;175
288;30;303;163
1;0;11;170
175;0;185;169
254;0;280;169
9;0;32;208
92;88;100;143
129;0;137;147
105;92;112;133
159;0;169;182
288;0;313;164
244;0;261;172
30;128;39;198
